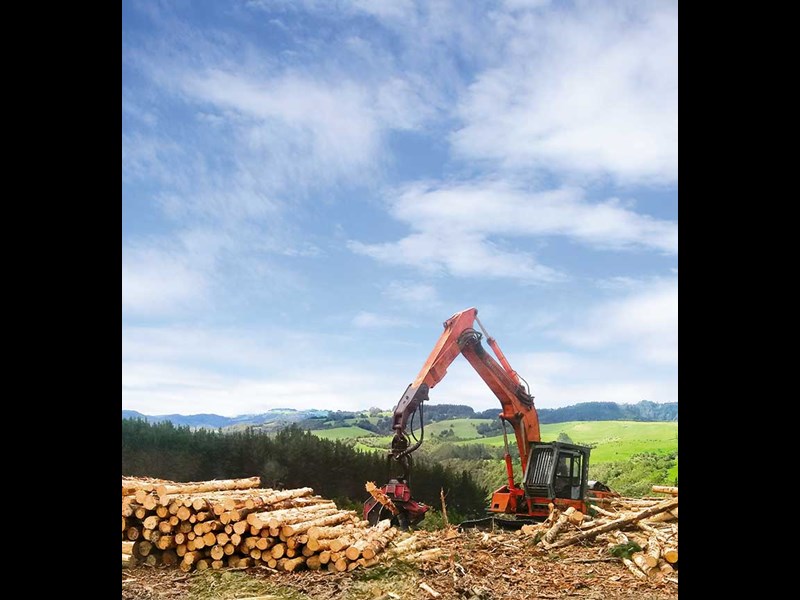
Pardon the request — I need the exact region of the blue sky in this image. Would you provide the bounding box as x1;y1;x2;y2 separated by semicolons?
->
122;0;678;416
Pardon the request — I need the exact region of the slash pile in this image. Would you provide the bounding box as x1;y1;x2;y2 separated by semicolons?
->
122;476;399;573
518;486;678;581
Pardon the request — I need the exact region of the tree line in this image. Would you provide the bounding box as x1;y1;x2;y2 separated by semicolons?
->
122;418;488;519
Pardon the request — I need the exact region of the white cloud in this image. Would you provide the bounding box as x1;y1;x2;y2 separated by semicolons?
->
122;244;210;316
553;277;678;366
350;232;563;282
349;181;676;280
453;1;678;184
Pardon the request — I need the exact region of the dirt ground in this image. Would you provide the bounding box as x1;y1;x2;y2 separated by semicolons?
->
121;529;678;600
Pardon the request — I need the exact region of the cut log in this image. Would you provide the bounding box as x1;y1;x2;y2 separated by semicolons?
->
134;540;153;558
281;511;354;538
621;557;647;579
543;507;575;545
646;535;661;565
330;535;356;553
647;507;678;523
365;481;399;515
651;486;678;496
362;527;398;560
122;553;135;568
663;546;678;564
545;498;678;549
632;552;656;574
154;477;261;497
282;557;306;571
307;521;367;540
658;558;675;574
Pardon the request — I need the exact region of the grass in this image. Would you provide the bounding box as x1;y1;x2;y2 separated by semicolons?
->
421;417;493;439
310;426;378;440
186;570;311;600
458;420;677;463
310;419;678;469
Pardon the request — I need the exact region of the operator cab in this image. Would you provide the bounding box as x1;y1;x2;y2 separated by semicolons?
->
524;441;591;502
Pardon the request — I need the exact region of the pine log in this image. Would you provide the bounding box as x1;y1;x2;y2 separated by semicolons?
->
142;516;160;530
153;477;261;497
632;552;656;574
622;557;647;579
545;498;678;549
646;535;661;565
306;537;335;552
307;555;322;570
156;535;174;550
663;546;678;564
282;557;306;571
658;558;674;574
271;543;286;559
330;535;356;553
246;504;336;530
281;511;354;538
268;505;337;529
651;486;678;496
358;557;380;569
143;553;159;567
365;481;399;515
196;559;211;571
134;540;153;557
333;557;348;572
543;507;575;545
568;510;585;526
126;527;140;541
308;521;367;540
122;541;135;554
591;505;619;518
406;548;443;562
362;527;398;560
647;507;678;523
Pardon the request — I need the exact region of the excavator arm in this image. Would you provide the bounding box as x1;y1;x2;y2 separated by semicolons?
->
388;307;540;475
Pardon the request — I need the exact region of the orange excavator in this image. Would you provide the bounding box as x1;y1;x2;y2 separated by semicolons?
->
364;307;617;529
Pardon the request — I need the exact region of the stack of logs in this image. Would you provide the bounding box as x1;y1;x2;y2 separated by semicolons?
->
520;485;678;581
122;476;399;573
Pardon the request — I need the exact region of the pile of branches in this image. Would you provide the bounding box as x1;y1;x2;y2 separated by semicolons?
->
122;476;399;573
518;485;678;581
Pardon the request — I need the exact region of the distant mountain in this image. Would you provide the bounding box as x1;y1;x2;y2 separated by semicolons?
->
476;400;677;423
122;399;676;431
120;408;328;430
